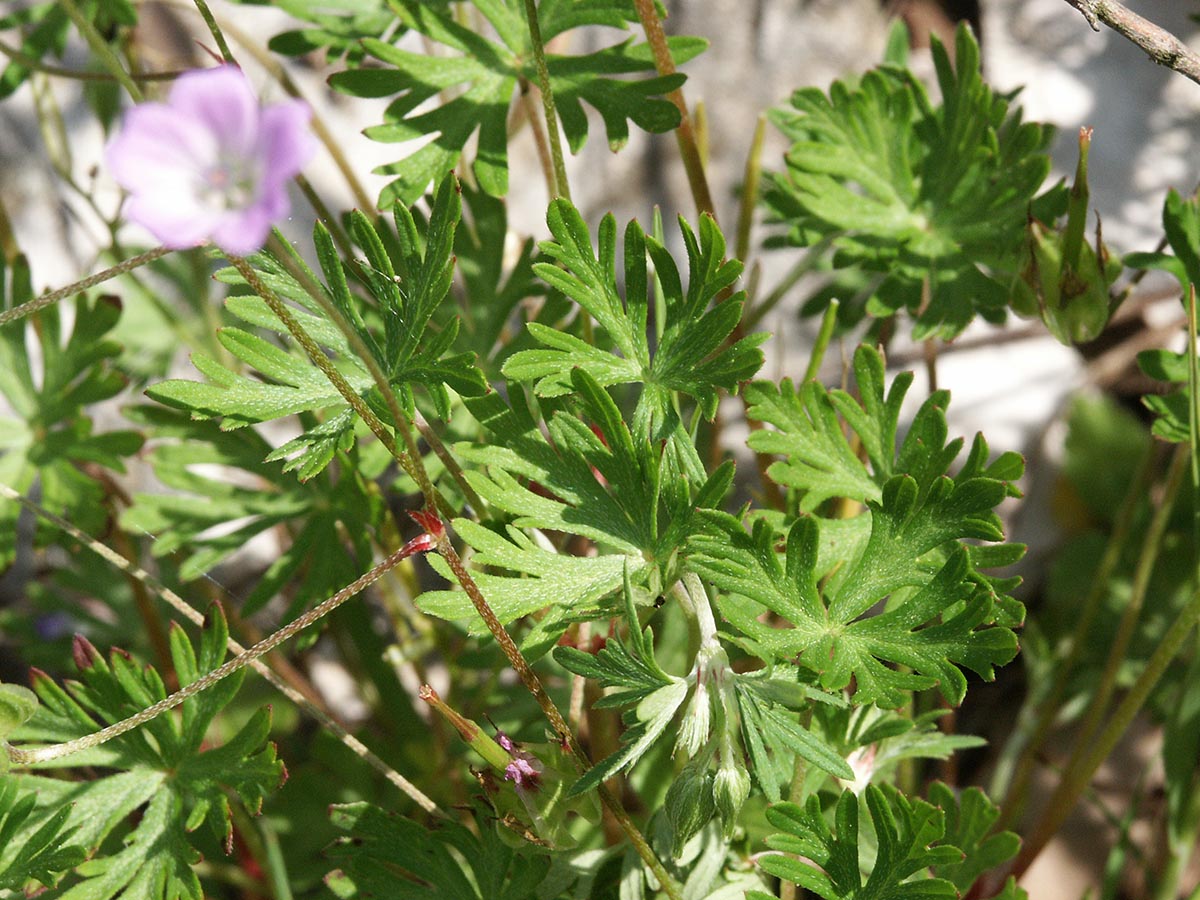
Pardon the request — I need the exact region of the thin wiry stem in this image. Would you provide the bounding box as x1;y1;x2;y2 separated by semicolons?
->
59;0;142;101
0;483;439;812
191;0;236;64
262;234;479;516
0;247;170;330
5;542;415;767
0;38;182;81
521;0;572;201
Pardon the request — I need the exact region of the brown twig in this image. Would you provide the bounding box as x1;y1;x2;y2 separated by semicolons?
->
1063;0;1200;86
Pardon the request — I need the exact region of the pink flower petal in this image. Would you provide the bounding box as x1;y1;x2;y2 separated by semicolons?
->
168;65;260;159
210;206;275;256
259;101;317;183
124;194;224;249
105;105;217;190
107;64;314;256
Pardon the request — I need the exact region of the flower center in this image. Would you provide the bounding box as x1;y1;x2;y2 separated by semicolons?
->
198;158;258;211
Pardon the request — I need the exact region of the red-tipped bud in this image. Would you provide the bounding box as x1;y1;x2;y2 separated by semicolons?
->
72;635;101;671
408;508;445;540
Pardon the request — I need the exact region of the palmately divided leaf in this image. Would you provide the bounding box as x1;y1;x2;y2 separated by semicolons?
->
695;504;1016;708
325;801;560;899
419;372;732;638
751;785;963;900
0;261;144;567
148;176;485;479
329;0;706;207
763;24;1061;339
505;201;766;426
696;346;1023;707
7;607;283;900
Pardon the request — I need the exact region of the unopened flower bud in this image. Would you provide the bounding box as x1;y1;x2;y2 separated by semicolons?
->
713;759;751;837
664;759;716;857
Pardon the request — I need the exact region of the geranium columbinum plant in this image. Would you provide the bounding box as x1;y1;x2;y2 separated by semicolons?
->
2;5;1199;900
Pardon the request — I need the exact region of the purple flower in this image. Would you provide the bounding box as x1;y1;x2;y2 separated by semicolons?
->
106;65;316;256
503;755;542;791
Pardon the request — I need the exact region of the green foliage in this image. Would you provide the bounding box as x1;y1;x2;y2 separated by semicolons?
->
419;370;733;640
119;406;380;619
450;183;561;378
504;201;767;425
226;0;394;63
1129;190;1200;443
734;677;854;801
749;784;1025;900
324;801;565;899
554;571;684;796
8;607;283;899
0;779;87;892
1138;348;1192;443
0;0;135;100
0;257;144;568
329;0;706;206
696;515;1017;708
694;346;1023;707
928;783;1021;895
146;176;485;479
763;24;1061;339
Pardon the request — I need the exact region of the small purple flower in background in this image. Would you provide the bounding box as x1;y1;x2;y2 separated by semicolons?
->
106;65;316;256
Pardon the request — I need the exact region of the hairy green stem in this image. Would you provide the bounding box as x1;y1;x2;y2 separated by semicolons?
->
261;235;472;518
59;0;142;101
191;0;236;63
631;0;716;221
435;535;682;900
247;206;672;897
0;482;439;811
996;442;1157;831
1070;443;1187;754
227;253;408;460
521;0;572;201
0;246;170;329
4;544;413;766
1012;584;1200;878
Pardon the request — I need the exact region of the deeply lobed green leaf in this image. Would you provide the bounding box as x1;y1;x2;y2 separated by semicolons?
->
763;24;1061;339
330;1;705;207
